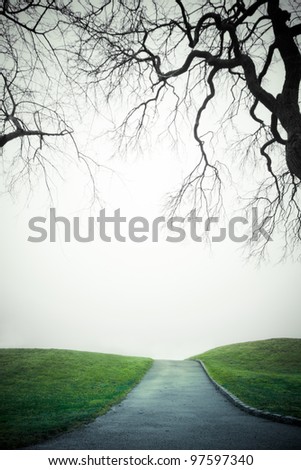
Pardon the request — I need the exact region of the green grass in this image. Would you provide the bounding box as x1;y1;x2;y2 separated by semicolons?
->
0;348;152;449
193;338;301;419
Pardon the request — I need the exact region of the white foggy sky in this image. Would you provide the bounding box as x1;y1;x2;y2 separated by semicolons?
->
1;20;301;359
1;136;301;360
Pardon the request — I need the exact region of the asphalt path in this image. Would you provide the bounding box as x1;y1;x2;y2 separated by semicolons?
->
28;360;301;449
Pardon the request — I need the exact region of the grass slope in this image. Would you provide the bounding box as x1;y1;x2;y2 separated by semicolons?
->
0;348;152;449
193;338;301;419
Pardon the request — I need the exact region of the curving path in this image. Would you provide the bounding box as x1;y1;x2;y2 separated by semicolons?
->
28;360;301;449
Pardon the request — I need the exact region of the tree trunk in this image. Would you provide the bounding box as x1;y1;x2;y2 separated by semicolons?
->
286;132;301;180
267;0;301;180
279;103;301;180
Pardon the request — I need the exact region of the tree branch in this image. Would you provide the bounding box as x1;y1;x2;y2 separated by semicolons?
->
0;128;71;148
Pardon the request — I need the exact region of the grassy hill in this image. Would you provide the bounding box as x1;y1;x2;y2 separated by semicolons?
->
0;348;152;449
193;338;301;419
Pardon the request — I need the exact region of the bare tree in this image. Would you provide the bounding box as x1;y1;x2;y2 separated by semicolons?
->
0;0;102;197
1;1;301;256
61;0;301;256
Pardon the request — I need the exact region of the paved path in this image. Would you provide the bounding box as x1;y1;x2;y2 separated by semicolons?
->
28;360;301;449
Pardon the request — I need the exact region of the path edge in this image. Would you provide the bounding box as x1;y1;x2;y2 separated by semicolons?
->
195;359;301;427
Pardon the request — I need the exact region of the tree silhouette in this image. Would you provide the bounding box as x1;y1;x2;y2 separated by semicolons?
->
0;0;100;195
1;1;301;255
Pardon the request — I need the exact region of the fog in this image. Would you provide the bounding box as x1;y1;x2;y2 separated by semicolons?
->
1;142;301;360
1;26;300;360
